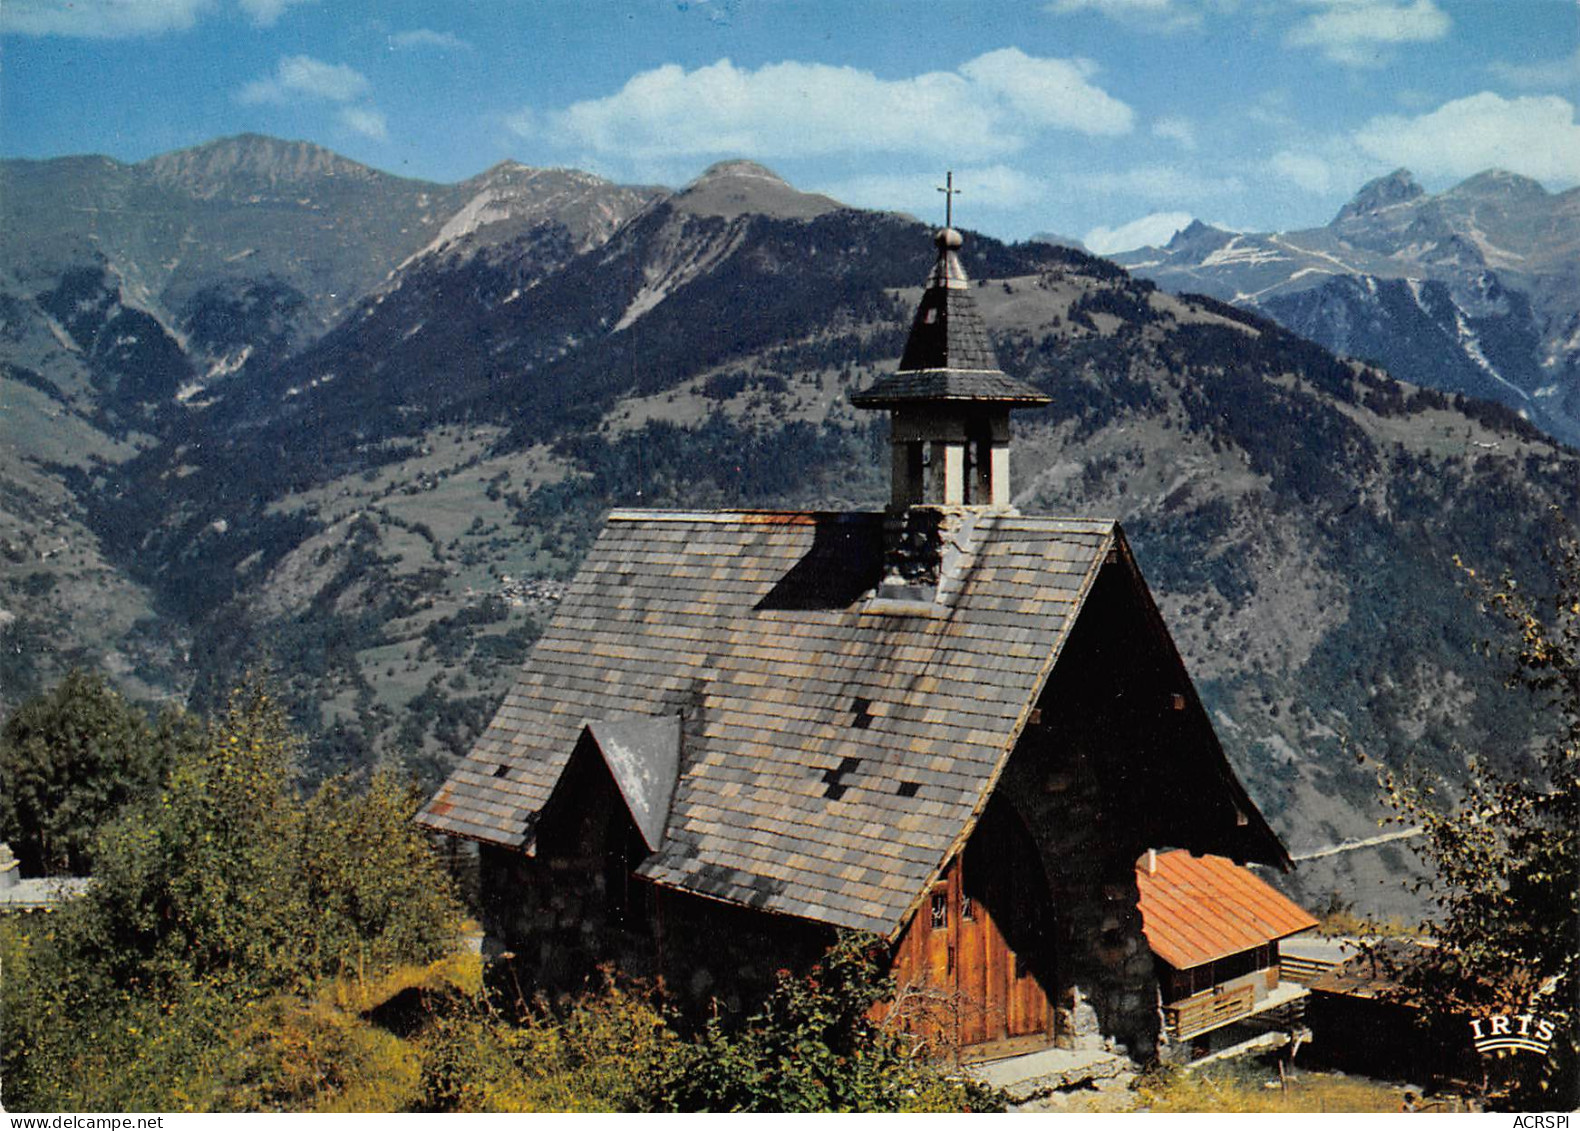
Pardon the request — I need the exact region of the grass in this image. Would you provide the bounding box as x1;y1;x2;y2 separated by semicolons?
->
1133;1058;1415;1113
1314;905;1426;939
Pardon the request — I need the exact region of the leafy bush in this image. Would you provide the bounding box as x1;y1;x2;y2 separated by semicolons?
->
224;995;422;1113
417;977;676;1112
657;934;1002;1113
1378;526;1580;1109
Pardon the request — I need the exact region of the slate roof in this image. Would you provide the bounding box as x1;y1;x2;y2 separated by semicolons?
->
1304;938;1430;1000
850;368;1052;407
850;230;1049;409
419;508;1120;934
1136;850;1318;971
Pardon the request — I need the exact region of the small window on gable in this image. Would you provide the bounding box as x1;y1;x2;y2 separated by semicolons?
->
930;891;948;930
961;893;974;922
924;308;938;324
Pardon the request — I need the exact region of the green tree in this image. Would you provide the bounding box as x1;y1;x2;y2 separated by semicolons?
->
300;771;465;980
2;678;464;1111
1380;524;1579;1108
0;669;194;875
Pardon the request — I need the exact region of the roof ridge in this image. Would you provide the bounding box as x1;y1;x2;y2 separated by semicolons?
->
602;508;1119;530
606;508;883;524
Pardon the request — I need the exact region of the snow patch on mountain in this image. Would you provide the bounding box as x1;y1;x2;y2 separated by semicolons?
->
1200;237;1289;269
1402;277;1530;404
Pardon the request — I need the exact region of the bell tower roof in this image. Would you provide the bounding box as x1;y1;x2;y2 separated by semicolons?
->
851;225;1049;410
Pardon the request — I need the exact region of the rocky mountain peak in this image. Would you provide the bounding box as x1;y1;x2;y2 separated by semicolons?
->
687;160;793;189
138;133;386;197
1165;219;1235;258
1332;168;1423;225
1445;168;1550;203
674;160;843;222
470;160;610;188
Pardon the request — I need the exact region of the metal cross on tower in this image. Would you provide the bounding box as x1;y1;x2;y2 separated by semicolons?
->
937;170;960;229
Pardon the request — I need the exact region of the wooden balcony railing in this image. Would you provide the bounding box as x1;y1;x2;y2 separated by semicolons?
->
1278;955;1335;985
1165;983;1256;1040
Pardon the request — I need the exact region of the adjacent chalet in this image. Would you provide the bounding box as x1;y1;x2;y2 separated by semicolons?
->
419;223;1292;1062
0;842;90;913
1135;849;1317;1055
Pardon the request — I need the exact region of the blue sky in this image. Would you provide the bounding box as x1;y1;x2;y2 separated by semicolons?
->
3;0;1578;251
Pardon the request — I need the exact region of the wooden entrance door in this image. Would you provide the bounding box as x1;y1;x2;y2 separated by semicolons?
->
890;800;1055;1057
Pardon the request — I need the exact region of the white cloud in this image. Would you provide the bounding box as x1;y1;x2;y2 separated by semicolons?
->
0;0;319;35
0;0;213;38
1488;46;1580;91
1084;211;1195;254
338;106;388;140
958;50;1135;135
236;0;315;28
239;55;371;105
520;51;1133;165
1044;0;1203;32
1070;164;1244;201
1269;150;1338;194
237;54;388;141
390;28;471;51
1354;92;1580;186
820;165;1047;221
1152;116;1197;149
1246;88;1297;129
1286;0;1449;68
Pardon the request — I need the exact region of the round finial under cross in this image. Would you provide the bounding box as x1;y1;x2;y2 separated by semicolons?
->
935;227;963;250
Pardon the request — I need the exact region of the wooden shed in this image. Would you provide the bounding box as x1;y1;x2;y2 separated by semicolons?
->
419;223;1292;1063
1303;941;1481;1084
1135;849;1317;1051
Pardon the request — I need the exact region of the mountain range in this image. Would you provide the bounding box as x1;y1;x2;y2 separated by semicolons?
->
1114;168;1580;448
3;134;1578;917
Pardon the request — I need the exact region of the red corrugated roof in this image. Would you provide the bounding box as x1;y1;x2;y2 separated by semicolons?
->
1136;850;1318;971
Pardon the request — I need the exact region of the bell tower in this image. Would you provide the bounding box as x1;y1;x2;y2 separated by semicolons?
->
851;184;1050;600
851;201;1048;511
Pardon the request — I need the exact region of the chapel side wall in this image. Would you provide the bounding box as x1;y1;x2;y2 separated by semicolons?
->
478;838;661;995
478;842;834;1025
651;887;837;1022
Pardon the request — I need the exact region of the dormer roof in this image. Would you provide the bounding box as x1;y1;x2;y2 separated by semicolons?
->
580;715;682;852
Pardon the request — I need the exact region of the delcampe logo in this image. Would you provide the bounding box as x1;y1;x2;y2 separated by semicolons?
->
1468;1012;1557;1057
